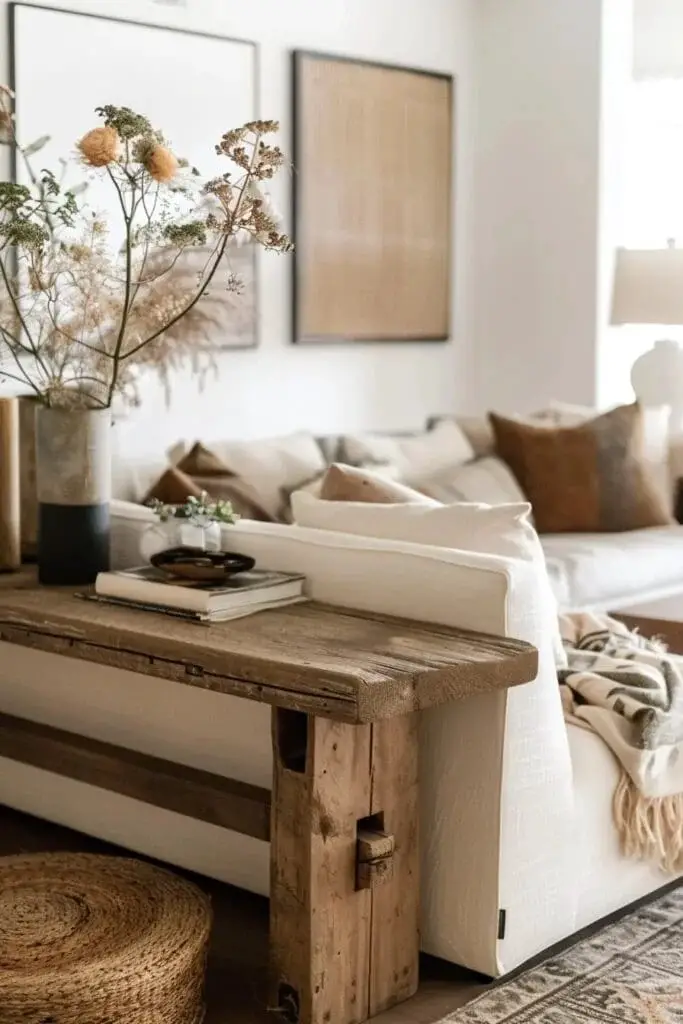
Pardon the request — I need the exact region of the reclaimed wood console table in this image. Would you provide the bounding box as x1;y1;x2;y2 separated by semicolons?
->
0;576;537;1024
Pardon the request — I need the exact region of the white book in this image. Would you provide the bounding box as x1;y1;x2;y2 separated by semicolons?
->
95;565;305;615
85;592;308;623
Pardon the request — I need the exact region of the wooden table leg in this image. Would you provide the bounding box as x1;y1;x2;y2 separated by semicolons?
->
270;708;419;1024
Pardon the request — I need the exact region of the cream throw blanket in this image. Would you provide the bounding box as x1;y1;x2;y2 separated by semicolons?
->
560;611;683;873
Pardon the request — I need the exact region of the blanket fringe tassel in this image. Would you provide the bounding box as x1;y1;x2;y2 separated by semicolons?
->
613;772;683;874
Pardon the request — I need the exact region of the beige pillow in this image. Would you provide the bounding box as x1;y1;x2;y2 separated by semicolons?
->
319;464;438;505
208;431;327;520
340;420;474;485
419;456;528;505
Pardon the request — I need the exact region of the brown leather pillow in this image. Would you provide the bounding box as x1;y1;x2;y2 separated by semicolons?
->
144;444;272;522
319;464;438;505
489;403;673;533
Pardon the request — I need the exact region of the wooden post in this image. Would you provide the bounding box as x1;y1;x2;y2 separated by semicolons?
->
367;714;419;1015
0;397;20;571
270;708;419;1024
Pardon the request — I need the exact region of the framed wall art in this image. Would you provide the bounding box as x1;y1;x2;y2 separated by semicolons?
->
10;3;259;350
292;50;453;345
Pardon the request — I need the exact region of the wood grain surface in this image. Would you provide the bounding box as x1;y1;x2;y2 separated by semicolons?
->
367;714;419;1014
0;579;537;723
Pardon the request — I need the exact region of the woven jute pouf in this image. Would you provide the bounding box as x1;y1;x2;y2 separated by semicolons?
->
0;852;212;1024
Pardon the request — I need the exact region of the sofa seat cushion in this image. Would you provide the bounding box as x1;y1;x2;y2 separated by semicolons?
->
542;525;683;609
567;722;680;931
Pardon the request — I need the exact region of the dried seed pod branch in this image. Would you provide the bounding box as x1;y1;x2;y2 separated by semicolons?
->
0;95;292;408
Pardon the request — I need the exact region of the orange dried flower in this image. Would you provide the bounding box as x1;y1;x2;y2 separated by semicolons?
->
144;145;178;183
78;126;120;167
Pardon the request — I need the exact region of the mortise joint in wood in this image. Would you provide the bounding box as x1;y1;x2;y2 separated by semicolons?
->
271;983;300;1023
356;818;395;890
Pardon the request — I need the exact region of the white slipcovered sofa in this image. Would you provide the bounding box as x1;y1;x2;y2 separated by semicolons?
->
0;506;679;979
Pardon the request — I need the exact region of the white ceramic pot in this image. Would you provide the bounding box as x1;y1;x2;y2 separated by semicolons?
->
139;519;221;563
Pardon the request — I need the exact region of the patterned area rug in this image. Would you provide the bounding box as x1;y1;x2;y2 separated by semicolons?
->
448;886;683;1022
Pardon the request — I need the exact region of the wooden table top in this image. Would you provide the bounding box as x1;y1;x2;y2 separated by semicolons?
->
0;571;538;722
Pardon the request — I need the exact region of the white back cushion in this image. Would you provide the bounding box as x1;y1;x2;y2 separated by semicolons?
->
291;493;566;670
341;420;474;484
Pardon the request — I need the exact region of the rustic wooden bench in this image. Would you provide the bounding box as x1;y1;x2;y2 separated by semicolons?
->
0;576;537;1024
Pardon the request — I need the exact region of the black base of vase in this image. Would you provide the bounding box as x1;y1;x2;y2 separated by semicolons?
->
38;502;110;586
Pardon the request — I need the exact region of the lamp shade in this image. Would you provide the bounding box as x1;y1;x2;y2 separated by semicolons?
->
611;246;683;325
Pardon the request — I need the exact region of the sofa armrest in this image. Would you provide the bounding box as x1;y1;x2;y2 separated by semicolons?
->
221;522;576;976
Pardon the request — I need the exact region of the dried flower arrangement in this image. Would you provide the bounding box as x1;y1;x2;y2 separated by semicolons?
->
0;88;292;409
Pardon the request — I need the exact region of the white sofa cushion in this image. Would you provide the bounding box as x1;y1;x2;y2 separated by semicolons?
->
542;525;683;609
209;432;327;520
291;493;566;669
292;492;533;557
419;456;528;506
340;420;474;484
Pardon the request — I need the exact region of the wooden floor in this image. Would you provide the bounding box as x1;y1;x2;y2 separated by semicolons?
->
0;804;486;1023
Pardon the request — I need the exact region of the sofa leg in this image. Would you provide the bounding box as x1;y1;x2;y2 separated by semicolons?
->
269;709;418;1024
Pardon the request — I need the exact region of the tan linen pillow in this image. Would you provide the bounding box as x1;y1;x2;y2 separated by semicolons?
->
319;464;438;505
489;403;673;534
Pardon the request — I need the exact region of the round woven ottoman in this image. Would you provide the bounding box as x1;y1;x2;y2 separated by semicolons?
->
0;852;212;1024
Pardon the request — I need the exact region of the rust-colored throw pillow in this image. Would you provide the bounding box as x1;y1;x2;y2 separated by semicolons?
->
488;403;673;534
144;443;272;521
319;464;438;505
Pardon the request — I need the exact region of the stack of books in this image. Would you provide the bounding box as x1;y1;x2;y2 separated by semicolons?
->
92;566;307;623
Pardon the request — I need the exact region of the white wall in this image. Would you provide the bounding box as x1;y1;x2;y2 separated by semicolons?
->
471;0;603;414
0;0;477;454
471;0;634;415
596;0;636;409
634;0;683;79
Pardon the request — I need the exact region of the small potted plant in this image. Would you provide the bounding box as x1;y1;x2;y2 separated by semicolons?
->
142;493;240;562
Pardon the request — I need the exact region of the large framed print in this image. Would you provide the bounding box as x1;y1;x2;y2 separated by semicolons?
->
292;51;453;345
10;3;259;350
